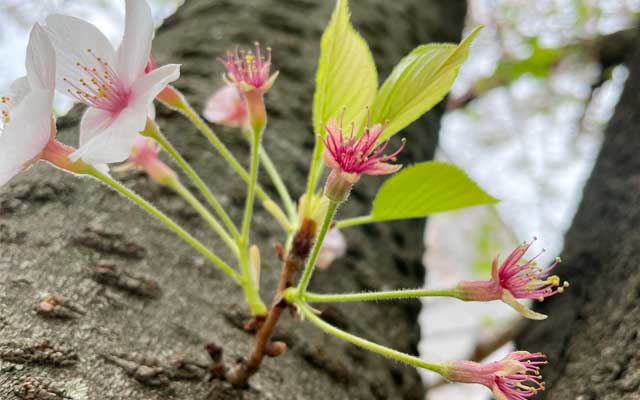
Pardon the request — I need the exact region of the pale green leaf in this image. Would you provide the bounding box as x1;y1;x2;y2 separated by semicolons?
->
371;161;497;221
312;0;378;137
371;26;482;141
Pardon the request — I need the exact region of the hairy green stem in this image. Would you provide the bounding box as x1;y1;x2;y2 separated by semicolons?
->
335;214;375;229
296;199;339;293
175;101;290;232
88;167;241;283
297;302;446;375
242;130;261;244
301;287;463;303
237;127;267;316
143;121;240;241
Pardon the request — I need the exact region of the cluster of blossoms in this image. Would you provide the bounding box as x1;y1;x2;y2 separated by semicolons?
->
457;239;569;320
0;0;178;183
0;0;569;398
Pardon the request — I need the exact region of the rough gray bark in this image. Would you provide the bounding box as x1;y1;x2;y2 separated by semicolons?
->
0;1;466;399
518;30;640;400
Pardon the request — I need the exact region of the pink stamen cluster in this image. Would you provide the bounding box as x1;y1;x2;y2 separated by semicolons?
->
447;352;547;400
221;42;274;92
497;239;568;302
458;239;568;307
323;117;405;177
495;352;547;400
63;49;131;113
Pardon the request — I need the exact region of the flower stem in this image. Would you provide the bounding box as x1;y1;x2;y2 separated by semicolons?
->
143;121;240;241
174;100;290;232
242;129;261;245
259;146;297;223
296;301;446;375
238;127;267;316
167;178;239;256
301;287;463;303
296;199;339;294
239;249;268;316
88;166;241;283
335;214;375;229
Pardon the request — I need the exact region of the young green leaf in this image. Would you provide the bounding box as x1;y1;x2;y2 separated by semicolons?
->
370;161;497;221
370;26;482;141
313;0;378;137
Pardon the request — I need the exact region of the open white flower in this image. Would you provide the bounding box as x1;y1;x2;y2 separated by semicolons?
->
0;24;57;186
44;0;180;165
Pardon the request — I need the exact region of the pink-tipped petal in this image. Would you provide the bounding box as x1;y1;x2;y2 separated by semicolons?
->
366;162;403;176
203;85;247;127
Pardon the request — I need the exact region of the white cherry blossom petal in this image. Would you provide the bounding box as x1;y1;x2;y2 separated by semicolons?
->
0;89;54;186
71;103;148;165
44;14;117;96
117;0;155;87
26;24;56;91
78;107;114;148
131;64;180;104
8;77;31;105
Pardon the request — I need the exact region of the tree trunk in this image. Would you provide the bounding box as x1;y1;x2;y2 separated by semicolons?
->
0;1;466;399
518;30;640;400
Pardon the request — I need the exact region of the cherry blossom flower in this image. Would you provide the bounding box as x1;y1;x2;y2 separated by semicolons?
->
0;25;89;187
457;239;569;320
125;135;176;185
322;116;404;201
221;43;278;94
203;85;248;128
220;42;278;132
445;352;547;400
43;0;180;165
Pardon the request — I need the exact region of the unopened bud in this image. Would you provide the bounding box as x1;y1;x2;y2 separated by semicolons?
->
249;244;261;289
265;341;287;358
